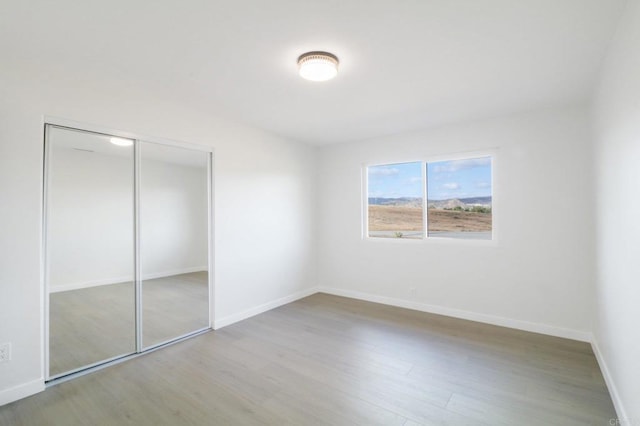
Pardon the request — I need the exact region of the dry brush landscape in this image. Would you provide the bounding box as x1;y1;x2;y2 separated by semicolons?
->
368;205;492;232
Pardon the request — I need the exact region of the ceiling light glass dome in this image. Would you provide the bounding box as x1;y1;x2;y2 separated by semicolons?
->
297;51;339;82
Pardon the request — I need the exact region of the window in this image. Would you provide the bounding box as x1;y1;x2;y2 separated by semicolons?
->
427;157;492;240
367;162;423;239
366;155;493;241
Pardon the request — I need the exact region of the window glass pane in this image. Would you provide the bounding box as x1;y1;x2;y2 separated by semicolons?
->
368;162;423;239
427;157;492;240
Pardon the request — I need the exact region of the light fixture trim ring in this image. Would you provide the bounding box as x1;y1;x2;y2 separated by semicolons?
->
297;51;339;81
297;51;339;65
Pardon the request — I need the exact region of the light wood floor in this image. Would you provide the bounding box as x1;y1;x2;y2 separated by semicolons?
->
2;294;616;425
50;272;209;376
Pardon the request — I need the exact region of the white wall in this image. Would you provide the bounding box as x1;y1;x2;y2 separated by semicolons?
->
317;105;595;339
592;0;640;420
140;156;209;281
48;143;209;292
0;71;317;404
48;143;134;290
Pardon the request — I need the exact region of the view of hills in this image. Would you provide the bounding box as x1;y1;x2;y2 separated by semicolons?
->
368;196;492;210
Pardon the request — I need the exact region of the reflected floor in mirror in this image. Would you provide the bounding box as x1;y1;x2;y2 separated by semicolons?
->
142;271;209;348
49;272;209;376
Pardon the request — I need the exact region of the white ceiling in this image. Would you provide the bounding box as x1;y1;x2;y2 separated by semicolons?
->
49;126;208;168
0;0;626;145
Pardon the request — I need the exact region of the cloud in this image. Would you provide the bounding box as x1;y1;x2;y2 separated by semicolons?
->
442;182;460;190
369;167;400;176
408;176;422;184
475;181;491;188
433;157;491;173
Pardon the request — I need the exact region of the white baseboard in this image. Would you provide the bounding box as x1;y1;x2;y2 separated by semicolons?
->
591;335;628;423
50;275;132;293
317;287;592;342
50;266;208;293
0;378;45;407
142;266;207;281
213;287;318;329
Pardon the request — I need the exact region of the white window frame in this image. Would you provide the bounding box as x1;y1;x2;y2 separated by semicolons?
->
362;149;498;246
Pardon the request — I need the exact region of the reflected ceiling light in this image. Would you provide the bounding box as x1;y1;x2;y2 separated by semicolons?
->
110;137;134;147
297;51;339;82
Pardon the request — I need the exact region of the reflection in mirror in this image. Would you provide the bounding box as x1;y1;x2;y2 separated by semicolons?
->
140;142;209;349
47;126;136;377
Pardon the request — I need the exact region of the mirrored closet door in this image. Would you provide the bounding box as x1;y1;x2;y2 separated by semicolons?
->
45;124;212;380
46;126;136;378
140;142;210;349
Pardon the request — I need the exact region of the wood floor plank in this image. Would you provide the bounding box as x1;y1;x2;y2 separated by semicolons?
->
0;293;617;425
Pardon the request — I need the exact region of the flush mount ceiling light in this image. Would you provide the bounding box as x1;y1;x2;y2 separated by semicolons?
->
110;137;134;147
297;51;339;82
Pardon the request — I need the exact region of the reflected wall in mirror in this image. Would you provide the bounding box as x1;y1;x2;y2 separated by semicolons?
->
139;142;210;349
47;126;136;377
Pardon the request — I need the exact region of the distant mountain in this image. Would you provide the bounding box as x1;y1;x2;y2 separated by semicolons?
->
369;196;491;210
429;196;492;209
427;198;468;210
456;196;492;204
368;197;422;207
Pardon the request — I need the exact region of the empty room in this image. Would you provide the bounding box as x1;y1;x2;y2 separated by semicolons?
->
0;0;638;424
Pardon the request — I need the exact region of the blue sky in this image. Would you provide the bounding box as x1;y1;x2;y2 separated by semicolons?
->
368;162;423;198
368;157;492;200
427;157;492;200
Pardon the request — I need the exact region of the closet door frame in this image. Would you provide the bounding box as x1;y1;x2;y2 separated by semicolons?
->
42;116;215;382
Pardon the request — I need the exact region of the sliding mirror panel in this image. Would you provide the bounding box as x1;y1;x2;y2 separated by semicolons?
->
47;126;136;378
139;142;210;349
